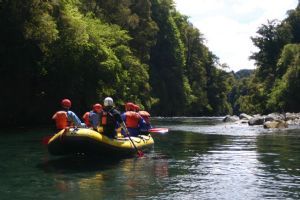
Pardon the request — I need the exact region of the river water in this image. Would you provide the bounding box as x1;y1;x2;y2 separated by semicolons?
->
0;117;300;199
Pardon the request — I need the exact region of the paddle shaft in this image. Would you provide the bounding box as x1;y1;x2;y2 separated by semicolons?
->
122;122;143;156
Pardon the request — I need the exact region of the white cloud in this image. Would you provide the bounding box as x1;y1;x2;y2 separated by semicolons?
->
174;0;298;72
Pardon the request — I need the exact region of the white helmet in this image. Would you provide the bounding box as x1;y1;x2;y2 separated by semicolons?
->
104;97;114;107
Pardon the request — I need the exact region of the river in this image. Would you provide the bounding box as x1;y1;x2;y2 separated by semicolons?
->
0;117;300;199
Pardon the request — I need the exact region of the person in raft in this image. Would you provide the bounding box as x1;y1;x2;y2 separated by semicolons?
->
52;98;86;130
83;103;103;130
121;102;147;137
134;104;152;132
99;97;125;138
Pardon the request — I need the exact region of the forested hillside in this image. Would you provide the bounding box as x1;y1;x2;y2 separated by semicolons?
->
0;0;299;127
0;0;233;126
235;3;300;114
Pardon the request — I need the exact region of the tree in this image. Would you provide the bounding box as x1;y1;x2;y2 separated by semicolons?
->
267;44;300;112
149;0;190;115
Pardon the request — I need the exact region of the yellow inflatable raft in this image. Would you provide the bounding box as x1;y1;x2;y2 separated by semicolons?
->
48;128;154;157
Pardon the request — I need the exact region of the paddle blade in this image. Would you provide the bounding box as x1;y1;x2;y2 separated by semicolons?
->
137;150;144;157
148;128;169;134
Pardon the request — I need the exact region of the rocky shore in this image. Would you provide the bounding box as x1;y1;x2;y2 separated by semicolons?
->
223;112;300;129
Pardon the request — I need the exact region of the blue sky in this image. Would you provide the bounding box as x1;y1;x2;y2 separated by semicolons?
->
174;0;298;72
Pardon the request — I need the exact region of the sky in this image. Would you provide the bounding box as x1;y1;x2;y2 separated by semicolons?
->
174;0;298;72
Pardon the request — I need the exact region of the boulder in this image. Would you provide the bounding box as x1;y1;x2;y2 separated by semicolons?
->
287;118;300;125
264;115;275;122
267;113;285;121
285;112;300;121
248;117;265;126
239;113;253;120
223;115;239;122
263;120;288;129
238;119;249;124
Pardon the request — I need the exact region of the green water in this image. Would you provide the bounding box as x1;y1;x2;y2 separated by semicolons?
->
1;117;300;199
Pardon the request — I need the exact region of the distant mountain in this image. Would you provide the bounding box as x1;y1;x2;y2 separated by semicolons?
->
234;69;254;79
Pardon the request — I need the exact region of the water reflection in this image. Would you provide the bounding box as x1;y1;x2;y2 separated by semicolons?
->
256;130;300;199
152;117;224;126
1;119;300;199
38;153;171;199
151;135;262;200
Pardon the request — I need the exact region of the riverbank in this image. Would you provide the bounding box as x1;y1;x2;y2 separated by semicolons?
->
223;112;300;129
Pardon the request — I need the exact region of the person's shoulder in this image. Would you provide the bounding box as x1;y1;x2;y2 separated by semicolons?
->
67;110;76;116
89;110;96;114
112;108;121;114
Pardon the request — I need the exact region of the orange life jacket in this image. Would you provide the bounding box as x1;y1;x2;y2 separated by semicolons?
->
125;111;140;128
82;112;91;127
52;111;69;129
138;111;151;124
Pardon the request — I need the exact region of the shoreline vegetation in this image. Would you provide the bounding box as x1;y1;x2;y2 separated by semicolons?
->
1;1;299;127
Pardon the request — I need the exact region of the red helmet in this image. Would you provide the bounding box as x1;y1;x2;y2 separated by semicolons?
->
134;104;140;112
93;103;102;113
125;102;135;111
61;99;71;108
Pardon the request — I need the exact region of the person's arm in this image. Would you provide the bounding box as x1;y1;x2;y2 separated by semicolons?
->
121;112;126;122
52;113;56;120
68;111;86;127
114;110;127;131
138;116;148;132
90;112;99;129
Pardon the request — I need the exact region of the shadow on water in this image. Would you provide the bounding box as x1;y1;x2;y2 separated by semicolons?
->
37;155;123;174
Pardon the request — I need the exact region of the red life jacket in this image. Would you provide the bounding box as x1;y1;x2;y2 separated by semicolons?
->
101;111;108;125
125;111;140;128
138;111;151;124
82;112;91;127
52;111;70;129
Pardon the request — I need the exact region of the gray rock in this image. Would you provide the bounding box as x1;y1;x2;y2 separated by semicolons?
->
285;112;300;121
264;115;275;122
248;117;265;126
287;118;300;125
239;119;249;124
223;115;239;122
267;113;285;120
239;113;253;120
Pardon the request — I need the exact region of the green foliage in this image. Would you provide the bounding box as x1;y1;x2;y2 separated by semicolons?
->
0;0;243;126
242;3;300;114
285;3;300;43
149;0;189;115
251;20;292;86
267;44;300;111
234;69;253;80
236;77;268;114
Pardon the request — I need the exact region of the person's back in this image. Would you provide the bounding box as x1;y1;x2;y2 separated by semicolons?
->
82;112;91;127
121;103;146;136
52;110;69;130
99;97;123;138
52;99;85;130
138;110;152;130
89;103;102;130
